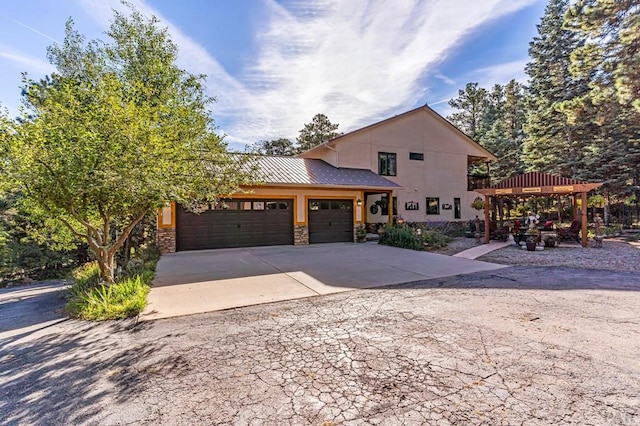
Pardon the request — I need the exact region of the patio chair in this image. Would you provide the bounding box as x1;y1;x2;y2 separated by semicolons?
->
489;222;509;242
556;220;581;243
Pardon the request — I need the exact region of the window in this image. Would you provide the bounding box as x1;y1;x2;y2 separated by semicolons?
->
378;152;397;176
454;198;461;219
426;197;440;215
409;152;424;161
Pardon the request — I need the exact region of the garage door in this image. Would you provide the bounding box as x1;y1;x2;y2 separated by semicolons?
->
308;199;354;244
176;199;293;251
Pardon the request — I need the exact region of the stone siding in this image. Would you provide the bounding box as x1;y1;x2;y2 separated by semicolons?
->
157;228;176;253
294;225;309;245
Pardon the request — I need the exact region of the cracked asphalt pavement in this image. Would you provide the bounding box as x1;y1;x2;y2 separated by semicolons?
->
1;266;639;425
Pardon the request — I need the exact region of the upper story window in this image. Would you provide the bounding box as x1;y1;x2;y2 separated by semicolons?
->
378;152;397;176
409;152;424;161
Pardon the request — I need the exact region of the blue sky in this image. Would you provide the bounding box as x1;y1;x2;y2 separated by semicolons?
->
0;0;546;151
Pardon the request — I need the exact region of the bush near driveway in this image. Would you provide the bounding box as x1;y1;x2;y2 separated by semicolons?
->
65;246;159;321
379;224;450;251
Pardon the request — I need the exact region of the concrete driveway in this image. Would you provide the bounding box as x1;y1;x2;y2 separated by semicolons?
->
141;243;505;320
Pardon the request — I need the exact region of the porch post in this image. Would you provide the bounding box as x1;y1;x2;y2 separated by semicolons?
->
484;195;491;243
388;191;393;226
581;191;588;247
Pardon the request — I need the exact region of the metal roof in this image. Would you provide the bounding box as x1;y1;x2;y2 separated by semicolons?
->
491;172;588;189
475;171;602;197
247;156;400;189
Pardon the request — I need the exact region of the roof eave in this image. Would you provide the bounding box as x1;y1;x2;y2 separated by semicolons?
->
241;182;402;191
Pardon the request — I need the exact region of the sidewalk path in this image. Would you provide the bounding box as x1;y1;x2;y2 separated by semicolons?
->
453;238;513;259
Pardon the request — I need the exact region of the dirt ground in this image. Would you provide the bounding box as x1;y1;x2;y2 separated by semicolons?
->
1;265;639;425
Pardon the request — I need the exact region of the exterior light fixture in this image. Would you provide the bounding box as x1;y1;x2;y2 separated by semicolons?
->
356;199;363;207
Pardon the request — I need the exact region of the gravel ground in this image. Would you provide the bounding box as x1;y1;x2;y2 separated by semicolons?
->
477;238;640;272
428;236;479;255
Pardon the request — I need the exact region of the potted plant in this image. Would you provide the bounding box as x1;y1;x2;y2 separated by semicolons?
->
543;234;558;248
525;229;539;251
471;197;485;211
356;225;367;243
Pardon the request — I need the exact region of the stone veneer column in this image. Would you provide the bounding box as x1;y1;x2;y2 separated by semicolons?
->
157;228;176;253
294;225;309;245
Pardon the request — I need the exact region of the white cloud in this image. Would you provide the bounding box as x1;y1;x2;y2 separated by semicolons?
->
74;0;538;146
0;45;55;74
472;59;529;88
228;0;540;144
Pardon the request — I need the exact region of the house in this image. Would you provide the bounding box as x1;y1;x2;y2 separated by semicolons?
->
157;105;496;253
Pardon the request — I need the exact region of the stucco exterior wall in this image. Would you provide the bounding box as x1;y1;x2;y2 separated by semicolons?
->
304;108;491;223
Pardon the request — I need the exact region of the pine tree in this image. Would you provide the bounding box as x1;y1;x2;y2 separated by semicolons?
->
447;83;488;141
297;114;341;152
566;0;640;113
481;80;527;182
522;0;592;178
563;0;640;208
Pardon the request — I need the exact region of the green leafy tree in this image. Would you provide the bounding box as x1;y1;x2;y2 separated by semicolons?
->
0;192;81;282
522;0;593;177
297;113;341;152
249;138;296;156
447;82;488;141
1;8;256;283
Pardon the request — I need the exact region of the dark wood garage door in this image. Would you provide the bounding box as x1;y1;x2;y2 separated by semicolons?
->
308;199;354;244
176;199;293;251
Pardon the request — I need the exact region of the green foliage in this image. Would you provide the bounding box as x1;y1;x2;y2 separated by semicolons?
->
562;0;640;196
471;197;485;210
447;80;527;182
522;0;594;178
1;6;257;283
448;83;488;140
297;113;341;152
378;224;450;251
66;245;159;320
248;138;296;156
71;261;102;291
66;273;151;320
565;0;640;113
0;192;80;285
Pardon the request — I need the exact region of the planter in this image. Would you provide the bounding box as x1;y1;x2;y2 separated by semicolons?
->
526;241;537;251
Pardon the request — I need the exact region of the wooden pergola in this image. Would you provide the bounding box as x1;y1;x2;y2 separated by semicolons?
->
476;172;603;248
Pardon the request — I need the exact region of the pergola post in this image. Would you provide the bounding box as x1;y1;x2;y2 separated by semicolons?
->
484;195;491;244
581;191;588;247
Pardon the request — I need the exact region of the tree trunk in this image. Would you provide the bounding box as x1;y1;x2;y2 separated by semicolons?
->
96;248;116;284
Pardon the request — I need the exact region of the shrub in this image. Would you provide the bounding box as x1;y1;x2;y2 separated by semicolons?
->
421;228;450;249
71;261;101;290
379;224;450;251
66;245;159;320
66;274;151;320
